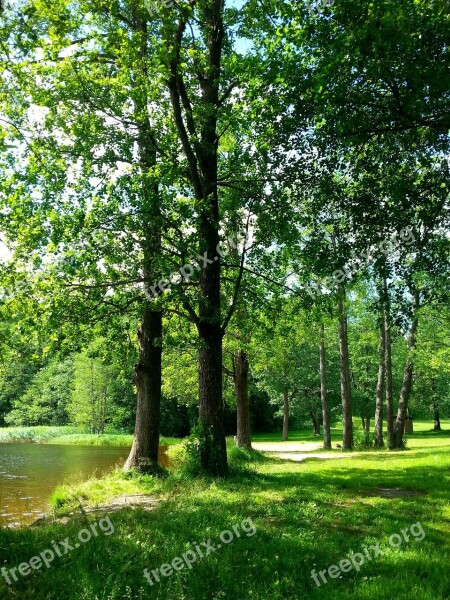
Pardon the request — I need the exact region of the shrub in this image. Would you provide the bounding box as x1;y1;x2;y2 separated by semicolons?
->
353;429;375;449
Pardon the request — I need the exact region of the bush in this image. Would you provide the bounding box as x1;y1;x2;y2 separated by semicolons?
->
353;429;375;449
173;427;205;478
174;428;267;478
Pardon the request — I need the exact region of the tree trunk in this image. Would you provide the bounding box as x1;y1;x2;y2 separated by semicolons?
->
319;322;332;449
374;320;385;447
198;322;227;475
394;289;420;448
196;197;227;475
124;308;162;472
383;276;395;449
167;0;228;476
310;412;320;435
338;287;353;450
431;378;441;431
234;350;252;450
364;412;370;434
124;20;163;473
433;403;441;431
282;387;289;441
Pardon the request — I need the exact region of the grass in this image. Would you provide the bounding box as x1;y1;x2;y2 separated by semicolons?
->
0;426;181;447
0;421;449;599
0;426;85;443
252;418;448;445
46;433;134;446
46;434;180;447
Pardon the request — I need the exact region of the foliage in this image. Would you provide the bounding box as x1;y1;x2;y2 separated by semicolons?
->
4;358;74;426
175;423;214;479
352;428;376;450
0;357;39;426
69;351;115;434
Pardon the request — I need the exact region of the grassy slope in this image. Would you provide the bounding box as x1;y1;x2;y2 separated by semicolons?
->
0;421;449;599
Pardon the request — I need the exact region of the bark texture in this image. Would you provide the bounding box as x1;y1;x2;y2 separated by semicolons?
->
198;322;227;475
124;309;162;472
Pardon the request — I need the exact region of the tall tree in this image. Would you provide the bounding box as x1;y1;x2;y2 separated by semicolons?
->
319;322;331;449
0;1;176;472
394;288;420;447
337;286;353;450
374;319;385;448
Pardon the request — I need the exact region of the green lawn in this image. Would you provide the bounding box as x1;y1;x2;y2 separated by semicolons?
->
0;421;449;599
252;418;449;444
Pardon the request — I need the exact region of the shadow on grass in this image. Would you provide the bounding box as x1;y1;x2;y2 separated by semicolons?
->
0;437;449;600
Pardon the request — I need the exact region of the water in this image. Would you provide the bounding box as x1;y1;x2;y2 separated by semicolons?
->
0;443;167;528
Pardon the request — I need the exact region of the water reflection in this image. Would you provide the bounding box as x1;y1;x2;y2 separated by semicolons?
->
0;443;168;528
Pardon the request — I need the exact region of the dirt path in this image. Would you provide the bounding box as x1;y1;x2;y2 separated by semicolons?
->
252;441;324;452
259;451;357;462
31;494;159;527
252;441;357;462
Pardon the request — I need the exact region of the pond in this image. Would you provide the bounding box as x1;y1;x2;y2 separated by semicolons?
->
0;443;168;528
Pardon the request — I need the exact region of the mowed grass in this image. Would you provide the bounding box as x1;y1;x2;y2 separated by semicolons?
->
252;418;449;445
0;421;449;599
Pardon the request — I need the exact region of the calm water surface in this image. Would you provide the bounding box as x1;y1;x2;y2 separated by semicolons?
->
0;443;167;528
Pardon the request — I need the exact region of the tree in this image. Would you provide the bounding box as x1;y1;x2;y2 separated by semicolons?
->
374;319;385;448
301;0;450;144
5;358;73;426
319;321;333;448
412;305;450;429
0;0;171;471
233;348;252;449
337;286;353;449
253;300;325;441
160;0;229;474
70;352;113;434
394;288;420;447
